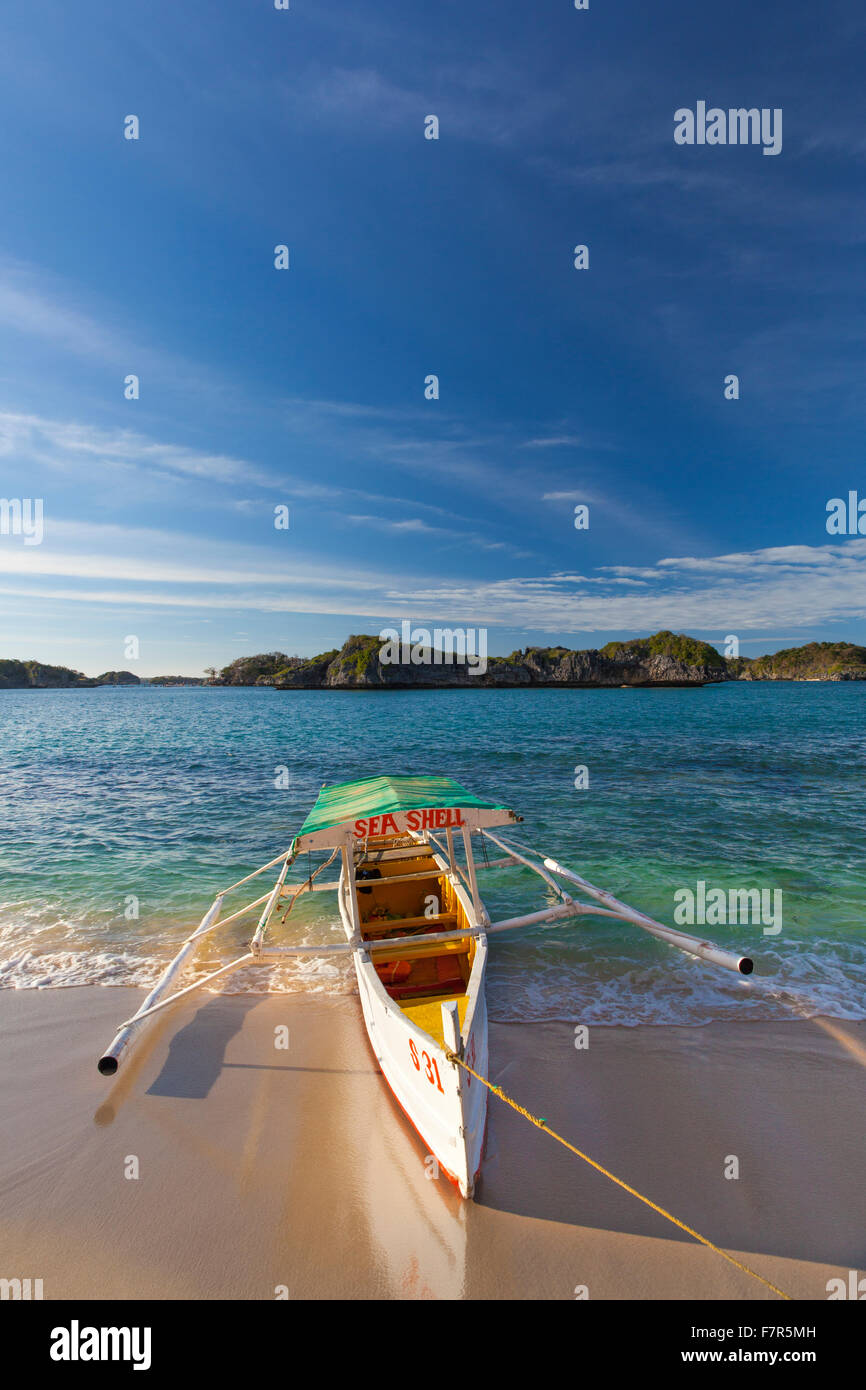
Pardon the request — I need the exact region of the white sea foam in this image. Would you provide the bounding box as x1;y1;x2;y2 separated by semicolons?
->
1;905;863;1025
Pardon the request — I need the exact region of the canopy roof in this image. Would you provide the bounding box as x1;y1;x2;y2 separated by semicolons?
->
293;773;518;851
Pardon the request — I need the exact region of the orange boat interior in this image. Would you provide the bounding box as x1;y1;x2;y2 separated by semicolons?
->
354;838;475;1038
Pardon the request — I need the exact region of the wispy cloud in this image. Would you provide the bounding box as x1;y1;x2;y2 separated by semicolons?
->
0;411;276;488
339;512;533;559
0;258;221;398
0;519;389;593
395;542;866;633
343;513;445;534
524;436;589;449
282;54;571;149
0;267;121;360
542;489;600;502
283;396;434;424
0;410;466;511
3;520;865;639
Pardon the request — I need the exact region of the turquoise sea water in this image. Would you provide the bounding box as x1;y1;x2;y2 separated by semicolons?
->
0;684;864;1025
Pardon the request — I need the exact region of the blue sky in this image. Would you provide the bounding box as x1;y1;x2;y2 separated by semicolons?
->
0;0;864;676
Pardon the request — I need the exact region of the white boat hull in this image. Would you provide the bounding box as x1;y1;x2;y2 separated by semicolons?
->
339;846;488;1198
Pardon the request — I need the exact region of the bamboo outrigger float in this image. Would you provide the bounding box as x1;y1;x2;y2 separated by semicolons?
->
98;774;754;1198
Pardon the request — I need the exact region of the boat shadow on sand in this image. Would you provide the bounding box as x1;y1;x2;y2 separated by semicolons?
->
145;995;262;1100
141;995;376;1100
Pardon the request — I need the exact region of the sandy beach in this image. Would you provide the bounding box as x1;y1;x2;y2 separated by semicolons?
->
1;984;863;1300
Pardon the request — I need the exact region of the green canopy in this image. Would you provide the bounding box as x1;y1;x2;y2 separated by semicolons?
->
293;774;515;850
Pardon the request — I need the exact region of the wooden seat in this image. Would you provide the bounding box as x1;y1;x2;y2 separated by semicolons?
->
369;936;468;964
360;911;457;938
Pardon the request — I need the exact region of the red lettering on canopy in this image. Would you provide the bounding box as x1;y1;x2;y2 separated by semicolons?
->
355;806;467;840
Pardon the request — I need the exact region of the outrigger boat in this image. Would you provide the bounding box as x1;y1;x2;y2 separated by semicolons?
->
98;774;754;1199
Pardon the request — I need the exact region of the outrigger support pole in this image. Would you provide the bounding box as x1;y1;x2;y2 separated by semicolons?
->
101;950;257;1051
541;855;754;975
480;831;754;976
98;847;297;1075
250;854;293;952
98;894;225;1075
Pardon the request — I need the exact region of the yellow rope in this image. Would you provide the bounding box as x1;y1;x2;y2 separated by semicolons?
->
445;1050;792;1301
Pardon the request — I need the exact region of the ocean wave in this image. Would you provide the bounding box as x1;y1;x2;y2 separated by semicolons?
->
1;911;863;1027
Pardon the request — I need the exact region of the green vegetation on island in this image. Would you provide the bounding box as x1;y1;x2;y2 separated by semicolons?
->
214;651;341;686
730;641;866;681
95;670;141;685
2;633;865;689
600;630;726;669
0;659;94;689
270;630;733;688
148;675;207;686
215;652;293;685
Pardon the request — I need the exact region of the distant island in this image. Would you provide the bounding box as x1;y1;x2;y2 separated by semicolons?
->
2;634;866;690
0;661;207;689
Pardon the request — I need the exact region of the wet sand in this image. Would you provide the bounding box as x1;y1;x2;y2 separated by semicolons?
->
0;986;863;1300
